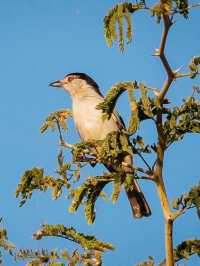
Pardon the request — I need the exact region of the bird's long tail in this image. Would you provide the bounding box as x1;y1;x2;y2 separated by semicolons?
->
104;154;151;218
122;154;151;218
125;179;151;218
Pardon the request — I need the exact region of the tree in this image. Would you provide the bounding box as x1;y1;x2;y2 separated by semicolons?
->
1;1;200;265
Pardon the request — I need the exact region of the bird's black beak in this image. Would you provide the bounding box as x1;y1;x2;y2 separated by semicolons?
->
49;80;63;88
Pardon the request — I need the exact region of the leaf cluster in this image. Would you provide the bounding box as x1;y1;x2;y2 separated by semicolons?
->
104;2;143;51
135;256;155;266
72;131;133;168
40;109;72;134
33;224;114;252
16;149;82;206
15;249;62;266
135;239;200;265
188;56;200;78
172;0;189;18
151;0;189;22
164;97;200;147
69;174;115;224
0;223;14;264
15;224;113;266
15;248;103;266
174;239;200;262
97;81;170;135
15;167;69;206
69;129;156;224
172;182;200;217
104;0;190;51
151;0;173;22
96;82;134;119
70;131;136;224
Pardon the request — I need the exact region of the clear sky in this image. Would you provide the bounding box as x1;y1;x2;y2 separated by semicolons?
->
0;1;200;265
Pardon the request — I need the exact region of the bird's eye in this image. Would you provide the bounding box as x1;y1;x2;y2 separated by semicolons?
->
68;76;75;82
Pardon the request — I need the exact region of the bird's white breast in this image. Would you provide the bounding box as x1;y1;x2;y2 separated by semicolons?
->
72;97;119;141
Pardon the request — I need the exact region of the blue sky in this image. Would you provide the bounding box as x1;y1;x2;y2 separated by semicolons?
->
0;0;200;265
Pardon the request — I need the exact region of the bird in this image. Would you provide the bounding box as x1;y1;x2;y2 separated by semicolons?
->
49;72;151;218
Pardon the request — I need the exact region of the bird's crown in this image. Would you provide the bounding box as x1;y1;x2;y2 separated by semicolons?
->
64;72;102;95
65;73;98;88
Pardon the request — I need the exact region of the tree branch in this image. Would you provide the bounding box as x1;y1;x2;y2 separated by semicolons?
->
175;72;200;79
154;13;175;266
165;219;174;266
132;146;153;172
60;139;75;150
121;162;154;181
172;205;197;220
56;120;75;149
157;15;175;102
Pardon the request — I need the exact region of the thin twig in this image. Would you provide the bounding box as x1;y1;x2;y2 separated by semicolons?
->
56;119;64;142
175;72;200;79
172;205;196;220
135;175;155;181
54;234;79;245
121;163;154;181
56;119;75;149
61;140;75;149
132;146;153;172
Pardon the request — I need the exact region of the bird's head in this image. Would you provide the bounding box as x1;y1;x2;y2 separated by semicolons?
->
49;72;102;98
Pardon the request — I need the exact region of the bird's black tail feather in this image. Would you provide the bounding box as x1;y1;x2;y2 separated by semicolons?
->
126;179;151;218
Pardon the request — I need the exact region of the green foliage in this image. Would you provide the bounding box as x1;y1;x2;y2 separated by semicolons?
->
16;167;68;206
33;224;114;252
14;224;113;265
96;81;136;119
97;81;170;136
15;248;103;266
135;239;200;265
172;182;200;217
164;97;200;147
104;2;142;51
132;136;152;154
17;127;145;224
127;84;139;135
135;256;155;266
136;239;200;265
15;249;63;266
174;239;200;262
151;0;189;22
70;131;136;224
16;150;82;206
72;131;133;169
112;175;122;203
69;174;114;224
0;220;14;264
151;0;173;22
173;0;189;18
104;0;189;46
40;109;72;134
139;83;154;118
188;56;200;78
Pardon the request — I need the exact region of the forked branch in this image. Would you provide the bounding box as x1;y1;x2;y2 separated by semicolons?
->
157;15;175;102
154;13;175;266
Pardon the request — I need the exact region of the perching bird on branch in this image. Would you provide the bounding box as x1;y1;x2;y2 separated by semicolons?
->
49;73;151;218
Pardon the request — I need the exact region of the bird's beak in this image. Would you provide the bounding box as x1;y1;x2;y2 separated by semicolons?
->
49;80;64;88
